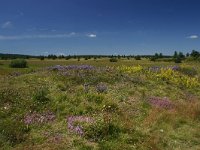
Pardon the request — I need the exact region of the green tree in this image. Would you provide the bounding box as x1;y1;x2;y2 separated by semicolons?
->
173;51;178;58
190;50;200;58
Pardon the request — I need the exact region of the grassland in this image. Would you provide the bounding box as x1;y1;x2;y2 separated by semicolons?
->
0;58;200;150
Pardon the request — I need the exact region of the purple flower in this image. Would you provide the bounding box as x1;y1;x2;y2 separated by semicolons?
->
171;66;180;71
148;66;180;72
67;116;94;136
148;97;174;109
47;65;95;71
24;111;55;125
10;72;21;77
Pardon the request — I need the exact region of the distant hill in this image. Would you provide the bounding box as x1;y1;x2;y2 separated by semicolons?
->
0;53;36;59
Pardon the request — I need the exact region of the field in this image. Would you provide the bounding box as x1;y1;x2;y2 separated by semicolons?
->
0;58;200;150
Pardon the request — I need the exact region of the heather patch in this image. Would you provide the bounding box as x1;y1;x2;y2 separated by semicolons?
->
24;111;55;125
67;116;94;136
148;97;174;109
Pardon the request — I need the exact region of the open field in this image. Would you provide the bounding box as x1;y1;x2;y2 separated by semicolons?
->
0;59;200;150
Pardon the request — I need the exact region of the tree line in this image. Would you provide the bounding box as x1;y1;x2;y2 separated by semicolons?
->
0;50;200;63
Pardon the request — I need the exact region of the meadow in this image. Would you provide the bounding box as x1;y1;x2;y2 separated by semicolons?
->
0;58;200;150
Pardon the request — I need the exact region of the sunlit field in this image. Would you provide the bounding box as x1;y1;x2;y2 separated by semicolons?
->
0;58;200;149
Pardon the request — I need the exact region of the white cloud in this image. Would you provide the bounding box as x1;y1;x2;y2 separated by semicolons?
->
0;32;97;40
1;21;13;29
0;33;77;40
87;34;97;38
187;35;199;39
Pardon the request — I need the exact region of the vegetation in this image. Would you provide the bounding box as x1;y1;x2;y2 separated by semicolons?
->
109;58;118;62
0;50;200;149
9;59;28;68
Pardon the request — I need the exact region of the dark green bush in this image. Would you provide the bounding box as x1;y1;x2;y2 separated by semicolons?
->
135;55;141;60
9;59;27;68
174;57;182;63
109;58;118;62
40;56;45;60
150;57;156;61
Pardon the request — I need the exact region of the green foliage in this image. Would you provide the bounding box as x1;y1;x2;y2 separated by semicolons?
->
109;58;118;62
9;59;28;68
148;68;199;88
84;118;121;141
32;88;50;106
135;55;141;60
40;56;45;60
85;93;104;104
178;67;197;77
174;57;182;63
0;58;200;149
150;57;156;61
190;50;200;58
117;65;143;74
0;118;29;145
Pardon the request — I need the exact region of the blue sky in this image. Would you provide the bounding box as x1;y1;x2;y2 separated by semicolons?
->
0;0;199;55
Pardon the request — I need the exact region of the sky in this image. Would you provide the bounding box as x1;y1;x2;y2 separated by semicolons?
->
0;0;200;55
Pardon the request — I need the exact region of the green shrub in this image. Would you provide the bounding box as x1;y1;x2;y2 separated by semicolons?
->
109;58;118;62
135;55;141;60
84;120;121;141
178;67;197;77
33;88;50;105
40;56;45;60
174;57;182;63
0;118;29;145
150;57;156;61
85;93;104;104
9;59;28;68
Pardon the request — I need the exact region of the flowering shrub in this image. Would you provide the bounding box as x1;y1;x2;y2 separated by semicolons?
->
67;116;94;136
148;97;174;109
47;65;95;71
148;65;180;72
147;67;199;88
24;111;55;125
117;65;143;74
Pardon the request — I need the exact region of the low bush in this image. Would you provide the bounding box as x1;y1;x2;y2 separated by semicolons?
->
0;118;29;145
135;55;141;60
9;59;27;68
174;57;182;63
84;120;121;141
109;58;118;62
33;88;50;105
178;67;197;77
